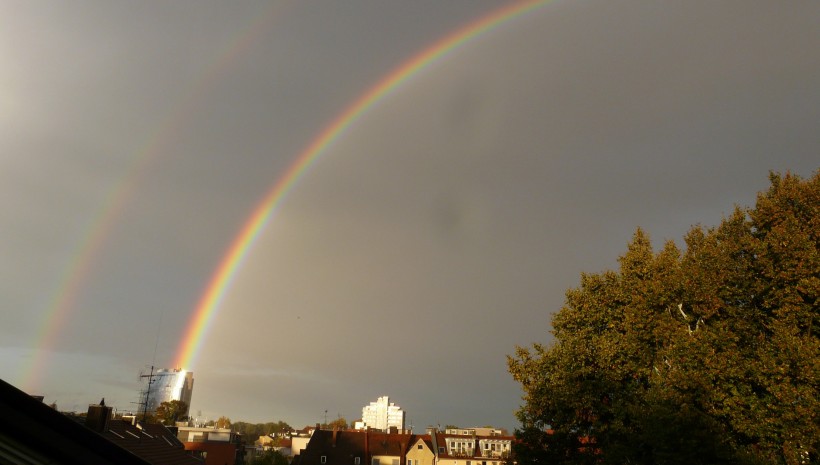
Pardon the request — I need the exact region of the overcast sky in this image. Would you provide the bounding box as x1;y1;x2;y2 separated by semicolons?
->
1;0;818;432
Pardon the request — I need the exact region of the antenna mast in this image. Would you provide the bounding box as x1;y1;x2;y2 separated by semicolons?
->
140;365;155;422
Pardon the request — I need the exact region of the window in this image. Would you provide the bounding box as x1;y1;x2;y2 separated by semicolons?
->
408;460;412;465
418;445;423;450
321;457;327;464
439;447;445;453
355;458;360;465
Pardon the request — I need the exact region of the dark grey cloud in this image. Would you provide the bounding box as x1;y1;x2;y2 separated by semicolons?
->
1;0;818;432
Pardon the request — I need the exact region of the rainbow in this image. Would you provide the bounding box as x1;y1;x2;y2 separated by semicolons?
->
19;2;290;391
173;0;551;369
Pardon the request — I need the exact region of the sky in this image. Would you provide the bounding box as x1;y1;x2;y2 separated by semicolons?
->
1;0;818;432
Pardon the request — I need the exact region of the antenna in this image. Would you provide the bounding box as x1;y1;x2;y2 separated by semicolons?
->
140;365;156;422
152;313;163;366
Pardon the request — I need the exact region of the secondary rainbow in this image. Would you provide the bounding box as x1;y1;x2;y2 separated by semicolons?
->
18;3;289;391
173;0;551;369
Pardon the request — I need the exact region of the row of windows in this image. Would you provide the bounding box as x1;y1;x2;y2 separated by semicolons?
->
320;458;498;465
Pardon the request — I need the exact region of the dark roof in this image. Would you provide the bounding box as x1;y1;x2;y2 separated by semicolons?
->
297;430;427;465
0;377;152;465
101;419;202;465
367;432;411;457
410;435;433;451
298;429;366;465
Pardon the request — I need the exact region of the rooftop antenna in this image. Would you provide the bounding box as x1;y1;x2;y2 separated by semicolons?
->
140;365;155;423
138;314;164;423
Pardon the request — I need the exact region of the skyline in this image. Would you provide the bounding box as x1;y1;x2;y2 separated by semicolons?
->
1;0;819;431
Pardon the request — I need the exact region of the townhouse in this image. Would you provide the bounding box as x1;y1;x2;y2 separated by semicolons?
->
294;428;513;465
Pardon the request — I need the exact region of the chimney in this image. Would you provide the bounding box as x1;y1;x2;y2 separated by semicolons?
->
86;403;113;433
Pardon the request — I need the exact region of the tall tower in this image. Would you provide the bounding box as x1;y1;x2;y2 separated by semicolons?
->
141;368;194;417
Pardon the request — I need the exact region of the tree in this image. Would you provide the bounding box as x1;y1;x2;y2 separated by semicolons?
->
251;449;289;465
232;420;293;445
155;400;188;425
327;416;348;430
216;416;232;429
509;171;820;465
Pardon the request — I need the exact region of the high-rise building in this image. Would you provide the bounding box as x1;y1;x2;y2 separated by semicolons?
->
141;368;194;417
359;396;405;431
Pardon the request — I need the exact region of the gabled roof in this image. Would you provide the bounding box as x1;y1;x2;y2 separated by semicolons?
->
408;435;433;453
0;377;152;465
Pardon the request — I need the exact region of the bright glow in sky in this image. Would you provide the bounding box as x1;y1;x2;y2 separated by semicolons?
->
1;0;818;431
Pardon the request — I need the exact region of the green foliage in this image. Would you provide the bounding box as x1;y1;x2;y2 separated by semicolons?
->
251;449;289;465
232;420;293;445
155;400;188;425
509;171;820;465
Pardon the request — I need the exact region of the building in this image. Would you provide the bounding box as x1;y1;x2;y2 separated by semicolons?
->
176;425;244;465
358;396;405;432
294;428;514;465
294;429;412;465
406;436;435;465
84;403;202;465
141;368;194;418
430;428;513;465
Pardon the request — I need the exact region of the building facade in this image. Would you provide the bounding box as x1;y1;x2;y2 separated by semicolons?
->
295;428;513;465
359;396;405;432
177;425;244;465
141;368;194;417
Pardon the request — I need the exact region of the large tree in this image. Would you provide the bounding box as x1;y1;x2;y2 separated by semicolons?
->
509;171;819;465
155;400;188;425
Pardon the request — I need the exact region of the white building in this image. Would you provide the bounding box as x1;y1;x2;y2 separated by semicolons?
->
358;396;405;431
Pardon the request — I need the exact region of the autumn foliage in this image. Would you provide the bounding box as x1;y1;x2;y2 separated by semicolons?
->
509;171;819;465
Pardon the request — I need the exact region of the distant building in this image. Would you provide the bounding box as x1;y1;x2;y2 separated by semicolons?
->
432;428;514;464
357;396;405;432
141;368;194;417
294;427;514;465
177;425;244;465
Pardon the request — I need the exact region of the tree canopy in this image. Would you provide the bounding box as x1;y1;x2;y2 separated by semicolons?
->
215;416;232;429
250;449;289;465
155;400;188;425
233;420;294;444
508;171;819;465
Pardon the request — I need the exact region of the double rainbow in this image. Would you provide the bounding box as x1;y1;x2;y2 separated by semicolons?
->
173;0;551;369
19;3;289;391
